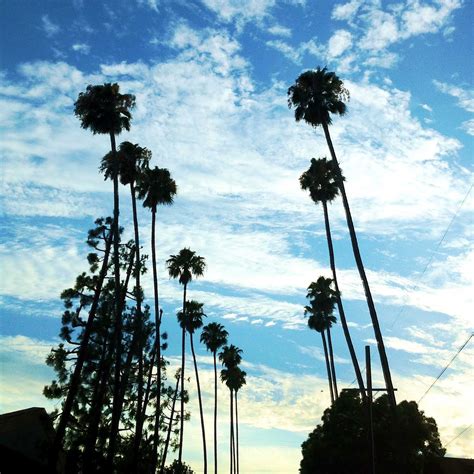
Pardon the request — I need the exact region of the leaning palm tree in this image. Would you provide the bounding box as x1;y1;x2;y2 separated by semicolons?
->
53;84;135;463
232;367;246;474
300;157;366;400
167;248;206;464
177;300;208;474
304;304;337;404
288;67;396;408
100;141;151;462
306;277;339;400
219;345;243;474
200;322;228;474
136;165;177;470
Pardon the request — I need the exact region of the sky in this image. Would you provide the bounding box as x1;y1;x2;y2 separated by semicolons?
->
0;0;473;471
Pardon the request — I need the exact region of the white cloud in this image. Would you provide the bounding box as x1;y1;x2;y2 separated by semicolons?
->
72;43;91;55
433;80;474;112
327;29;353;58
461;118;474;136
267;24;292;37
41;15;60;37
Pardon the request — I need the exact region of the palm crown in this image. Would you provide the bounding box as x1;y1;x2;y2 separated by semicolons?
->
219;344;243;369
306;277;339;315
100;141;151;185
136;166;177;210
167;248;206;286
220;366;247;392
177;300;206;334
287;67;349;127
74;83;136;135
200;322;228;353
305;309;337;334
300;157;343;205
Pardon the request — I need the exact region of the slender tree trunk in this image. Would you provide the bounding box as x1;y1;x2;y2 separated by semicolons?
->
190;332;208;473
326;328;338;399
151;206;162;472
322;121;396;409
160;373;181;474
229;389;234;474
178;284;187;464
108;131;124;465
140;344;157;437
321;331;334;404
235;391;240;474
51;231;112;465
322;200;366;400
213;352;218;474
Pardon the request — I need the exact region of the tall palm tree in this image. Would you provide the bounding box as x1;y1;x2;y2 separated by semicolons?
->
167;248;206;464
219;345;243;474
300;158;366;399
177;300;208;474
100;141;151;459
232;368;246;474
288;67;396;408
306;277;339;400
200;322;228;474
136;165;177;470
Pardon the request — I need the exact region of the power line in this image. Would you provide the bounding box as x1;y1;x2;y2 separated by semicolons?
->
445;424;473;448
418;333;473;404
389;183;473;330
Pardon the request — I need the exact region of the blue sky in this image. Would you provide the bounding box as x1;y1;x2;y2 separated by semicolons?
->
0;0;473;471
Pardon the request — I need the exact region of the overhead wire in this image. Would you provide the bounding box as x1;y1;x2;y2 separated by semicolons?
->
445;424;473;448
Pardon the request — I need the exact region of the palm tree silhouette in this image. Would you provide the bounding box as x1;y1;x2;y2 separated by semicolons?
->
200;322;228;474
219;345;243;474
288;67;396;408
300;157;366;400
136;165;177;469
167;248;206;464
305;277;338;403
100;141;151;462
177;300;208;474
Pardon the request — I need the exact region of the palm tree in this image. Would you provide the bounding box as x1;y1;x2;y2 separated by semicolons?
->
288;67;396;408
232;368;246;474
177;300;208;474
100;141;151;461
200;323;228;474
167;248;206;464
219;345;243;474
136;165;177;469
300;157;366;400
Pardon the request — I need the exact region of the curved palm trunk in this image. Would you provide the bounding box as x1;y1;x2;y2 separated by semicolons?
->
178;284;187;464
213;352;218;474
321;330;334;404
229;389;234;474
51;232;112;466
322;121;396;409
322;201;366;401
326;328;338;399
108;131;124;465
190;332;208;473
235;391;240;474
151;206;162;472
160;373;181;474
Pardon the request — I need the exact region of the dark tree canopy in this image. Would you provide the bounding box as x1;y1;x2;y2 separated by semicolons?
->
300;157;343;205
300;390;445;474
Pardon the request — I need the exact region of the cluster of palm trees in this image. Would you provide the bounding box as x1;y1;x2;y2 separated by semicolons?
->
48;83;247;473
288;67;396;408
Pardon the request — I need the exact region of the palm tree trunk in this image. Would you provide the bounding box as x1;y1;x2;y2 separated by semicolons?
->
140;344;156;440
230;389;234;474
151;205;162;472
322;121;396;409
108;131;124;465
322;200;366;401
326;328;338;399
235;391;240;474
51;231;112;465
190;333;208;473
321;331;334;404
213;351;218;474
178;284;187;464
160;372;181;474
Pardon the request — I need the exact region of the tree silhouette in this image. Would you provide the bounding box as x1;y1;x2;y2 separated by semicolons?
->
288;67;396;408
201;322;228;474
167;248;206;465
300;157;366;400
178;300;208;474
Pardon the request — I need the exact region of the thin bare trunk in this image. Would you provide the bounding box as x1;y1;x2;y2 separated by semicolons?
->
326;328;338;399
235;391;240;474
190;332;207;473
322;200;366;400
178;284;187;464
321;330;334;404
213;352;218;474
322;121;396;409
230;389;234;474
